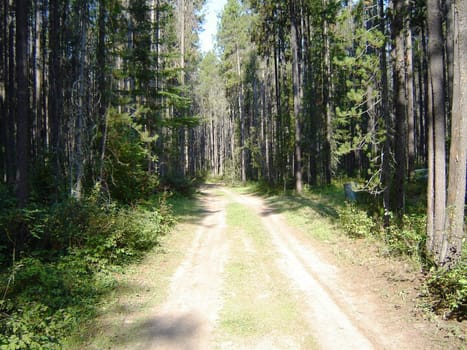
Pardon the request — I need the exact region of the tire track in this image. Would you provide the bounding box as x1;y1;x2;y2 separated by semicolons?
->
224;188;386;350
142;186;230;349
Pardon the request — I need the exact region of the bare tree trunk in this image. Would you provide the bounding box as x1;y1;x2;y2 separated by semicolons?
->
32;0;42;159
441;0;466;268
426;0;447;260
48;0;63;196
379;0;392;223
290;0;303;193
1;0;15;184
97;0;108;186
445;0;454;111
426;77;435;253
0;0;4;182
323;0;333;185
178;0;187;177
236;45;246;182
405;0;416;177
72;1;88;200
13;0;30;252
273;41;282;184
263;69;271;181
7;6;15;186
15;0;30;207
392;0;408;215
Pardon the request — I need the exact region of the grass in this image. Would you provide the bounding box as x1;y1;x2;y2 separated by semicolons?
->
230;183;344;242
217;201;317;349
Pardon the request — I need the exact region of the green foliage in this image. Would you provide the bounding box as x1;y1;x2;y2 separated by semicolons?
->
103;108;159;203
336;180;465;320
0;257;93;349
332;2;386;182
338;204;375;238
425;261;467;318
338;189;427;261
160;176;197;197
83;205;171;264
218;0;252;88
0;300;71;350
0;191;174;348
338;199;427;261
381;214;426;258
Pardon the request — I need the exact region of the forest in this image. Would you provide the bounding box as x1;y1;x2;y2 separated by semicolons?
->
0;0;466;348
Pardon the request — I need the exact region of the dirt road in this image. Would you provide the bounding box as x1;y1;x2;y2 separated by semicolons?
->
101;184;459;349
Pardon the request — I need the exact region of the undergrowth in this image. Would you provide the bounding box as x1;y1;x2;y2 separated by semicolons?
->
337;196;466;319
0;190;174;349
424;253;467;319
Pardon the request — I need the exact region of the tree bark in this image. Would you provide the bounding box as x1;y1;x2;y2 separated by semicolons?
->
290;0;303;193
15;0;30;207
426;0;447;259
48;0;63;196
379;0;392;223
323;0;333;185
391;0;408;215
0;0;9;182
405;0;416;177
445;0;454;111
6;4;15;186
72;1;88;200
97;0;108;186
236;44;246;182
441;0;466;268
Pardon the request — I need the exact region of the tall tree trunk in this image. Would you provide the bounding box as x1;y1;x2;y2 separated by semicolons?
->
236;44;246;182
273;40;282;184
290;0;303;193
323;0;333;185
392;0;408;215
0;0;8;182
379;0;392;223
426;0;447;260
14;0;30;253
444;0;454;112
72;1;88;200
6;3;15;186
15;0;30;207
97;0;106;182
405;0;416;176
440;0;466;268
426;75;435;255
48;0;63;196
179;0;187;177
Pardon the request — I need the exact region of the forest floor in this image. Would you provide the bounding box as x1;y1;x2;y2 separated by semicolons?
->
70;184;466;350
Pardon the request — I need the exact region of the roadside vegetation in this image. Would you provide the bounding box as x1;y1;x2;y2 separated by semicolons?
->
0;184;183;349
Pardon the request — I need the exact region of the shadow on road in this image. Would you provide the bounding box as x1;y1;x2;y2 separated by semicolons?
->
114;313;203;349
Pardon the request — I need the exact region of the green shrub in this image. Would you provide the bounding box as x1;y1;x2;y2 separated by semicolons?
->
338;204;375;238
382;214;426;258
0;190;175;349
84;206;170;264
0;301;73;350
425;261;467;318
160;176;197;196
0;256;95;350
103;109;160;204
